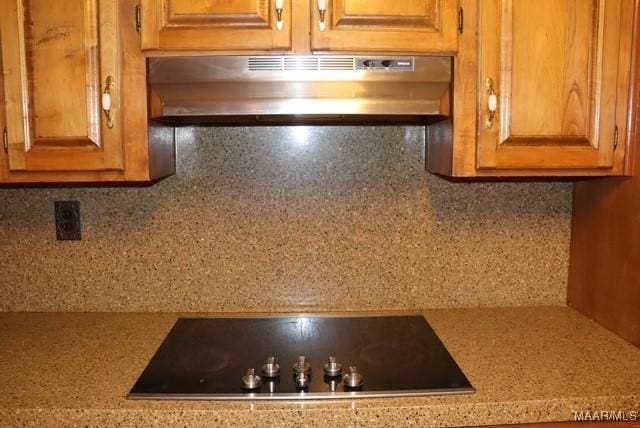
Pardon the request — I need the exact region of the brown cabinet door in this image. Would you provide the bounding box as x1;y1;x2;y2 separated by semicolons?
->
0;0;123;172
140;0;292;51
477;0;634;171
310;0;459;52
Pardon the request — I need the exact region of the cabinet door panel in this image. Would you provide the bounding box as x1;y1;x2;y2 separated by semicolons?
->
27;0;100;144
509;2;593;138
477;0;633;170
141;0;292;51
0;0;122;171
311;0;458;52
166;0;268;26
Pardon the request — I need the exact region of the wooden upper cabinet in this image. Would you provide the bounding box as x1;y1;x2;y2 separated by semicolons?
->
477;0;634;171
0;0;123;172
140;0;292;51
310;0;459;52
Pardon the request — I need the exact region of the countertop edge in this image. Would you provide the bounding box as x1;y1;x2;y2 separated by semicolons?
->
2;396;640;427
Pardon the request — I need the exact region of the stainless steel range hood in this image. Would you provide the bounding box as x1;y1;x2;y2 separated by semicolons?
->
148;56;452;125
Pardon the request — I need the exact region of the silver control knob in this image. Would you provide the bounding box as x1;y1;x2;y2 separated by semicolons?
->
241;368;262;390
292;355;311;374
343;366;364;388
323;356;342;377
295;371;310;389
261;356;281;378
324;375;341;392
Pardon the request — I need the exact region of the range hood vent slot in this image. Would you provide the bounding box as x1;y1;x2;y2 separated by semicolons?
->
247;56;359;72
247;57;284;71
318;56;356;71
283;56;318;71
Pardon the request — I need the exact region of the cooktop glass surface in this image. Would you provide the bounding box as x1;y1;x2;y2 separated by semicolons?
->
129;315;473;400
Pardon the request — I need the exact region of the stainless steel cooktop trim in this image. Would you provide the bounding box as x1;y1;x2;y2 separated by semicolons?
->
128;386;475;401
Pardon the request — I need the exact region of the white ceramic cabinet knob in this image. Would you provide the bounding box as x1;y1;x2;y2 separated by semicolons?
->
102;76;115;129
275;0;285;31
488;94;497;112
317;0;328;31
101;92;111;112
485;77;498;129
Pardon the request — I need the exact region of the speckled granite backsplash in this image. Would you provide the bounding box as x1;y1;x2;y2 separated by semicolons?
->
0;127;572;312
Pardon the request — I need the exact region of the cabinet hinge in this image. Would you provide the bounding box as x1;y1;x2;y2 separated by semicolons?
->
2;127;8;152
613;125;619;150
458;7;464;34
135;4;142;33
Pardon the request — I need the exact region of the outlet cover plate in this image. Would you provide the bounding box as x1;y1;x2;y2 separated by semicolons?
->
55;201;82;241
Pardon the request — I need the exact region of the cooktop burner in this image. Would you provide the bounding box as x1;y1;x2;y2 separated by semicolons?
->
129;315;473;400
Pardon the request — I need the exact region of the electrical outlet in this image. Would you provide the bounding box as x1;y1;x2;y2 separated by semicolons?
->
55;201;82;241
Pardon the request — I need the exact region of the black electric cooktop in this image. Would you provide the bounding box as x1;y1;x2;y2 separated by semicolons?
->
129;315;473;400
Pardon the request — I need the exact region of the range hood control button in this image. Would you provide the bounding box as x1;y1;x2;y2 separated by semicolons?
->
241;368;262;390
323;356;342;377
261;356;281;378
343;366;364;388
362;59;376;68
292;356;311;374
381;60;393;68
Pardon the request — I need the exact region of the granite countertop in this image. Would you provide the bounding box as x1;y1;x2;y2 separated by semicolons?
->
1;307;639;427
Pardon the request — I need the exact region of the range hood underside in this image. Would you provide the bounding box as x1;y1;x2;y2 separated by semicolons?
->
152;114;448;126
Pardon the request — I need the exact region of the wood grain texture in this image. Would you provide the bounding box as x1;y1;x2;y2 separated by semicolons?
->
0;0;124;171
343;1;429;17
141;0;292;51
427;0;637;177
165;0;268;28
335;0;435;28
291;0;310;53
509;1;594;138
476;0;634;171
310;0;458;53
0;26;7;182
0;0;176;184
121;0;176;182
426;0;476;176
25;0;99;143
166;0;266;25
568;0;640;348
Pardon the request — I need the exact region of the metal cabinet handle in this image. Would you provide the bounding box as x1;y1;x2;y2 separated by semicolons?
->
486;77;498;129
275;0;285;31
317;0;328;31
102;76;115;129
